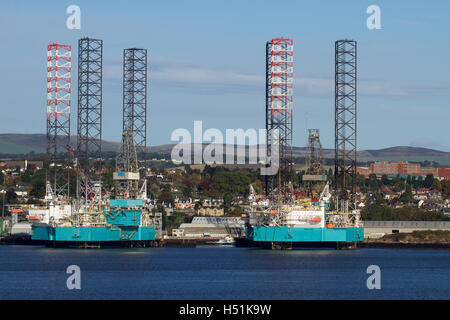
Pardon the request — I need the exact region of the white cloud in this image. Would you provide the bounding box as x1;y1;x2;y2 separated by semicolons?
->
103;57;450;98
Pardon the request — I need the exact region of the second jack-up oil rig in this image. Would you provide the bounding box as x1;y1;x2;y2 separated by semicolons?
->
242;38;363;249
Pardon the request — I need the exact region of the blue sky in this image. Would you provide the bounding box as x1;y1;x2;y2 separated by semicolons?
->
0;0;449;151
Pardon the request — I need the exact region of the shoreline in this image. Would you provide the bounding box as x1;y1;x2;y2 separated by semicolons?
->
359;241;450;249
2;236;450;249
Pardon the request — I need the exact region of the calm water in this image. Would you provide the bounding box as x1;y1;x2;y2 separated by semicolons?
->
0;245;449;299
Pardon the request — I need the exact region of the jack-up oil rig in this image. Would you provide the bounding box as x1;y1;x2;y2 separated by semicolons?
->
31;40;161;247
242;39;363;249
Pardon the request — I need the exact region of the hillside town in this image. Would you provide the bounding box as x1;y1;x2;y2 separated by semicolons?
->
1;158;449;236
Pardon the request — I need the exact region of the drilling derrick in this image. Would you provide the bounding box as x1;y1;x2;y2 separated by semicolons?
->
114;131;140;199
77;38;103;203
334;40;357;201
306;129;323;175
265;38;294;204
303;129;325;196
46;44;71;200
123;48;148;165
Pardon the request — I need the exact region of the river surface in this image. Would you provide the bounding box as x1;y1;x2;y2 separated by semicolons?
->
0;245;449;299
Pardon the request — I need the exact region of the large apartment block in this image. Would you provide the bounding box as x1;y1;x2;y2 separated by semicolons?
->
357;160;450;180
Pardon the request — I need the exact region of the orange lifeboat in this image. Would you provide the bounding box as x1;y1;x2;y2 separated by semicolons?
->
312;216;321;222
270;209;278;214
27;216;39;221
326;223;334;228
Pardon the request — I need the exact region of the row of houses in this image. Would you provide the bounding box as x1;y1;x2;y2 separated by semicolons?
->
0;183;31;198
370;186;449;213
173;197;226;216
0;160;44;171
173;197;224;209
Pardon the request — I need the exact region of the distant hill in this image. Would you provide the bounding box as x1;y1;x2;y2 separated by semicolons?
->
145;143;450;164
0;134;449;165
0;134;120;154
365;146;450;158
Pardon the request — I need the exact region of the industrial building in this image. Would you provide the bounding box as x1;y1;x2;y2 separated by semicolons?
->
357;160;450;179
176;217;245;238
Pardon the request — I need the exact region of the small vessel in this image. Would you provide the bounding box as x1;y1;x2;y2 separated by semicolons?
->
215;235;235;246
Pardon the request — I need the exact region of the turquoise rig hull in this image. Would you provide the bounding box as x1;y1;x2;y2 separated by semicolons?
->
31;199;156;247
32;225;156;242
252;226;364;242
241;226;364;248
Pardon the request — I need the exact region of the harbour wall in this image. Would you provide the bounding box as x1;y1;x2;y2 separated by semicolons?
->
362;221;450;238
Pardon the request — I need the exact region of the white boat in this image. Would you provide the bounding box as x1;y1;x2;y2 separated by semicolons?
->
215;235;235;246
